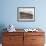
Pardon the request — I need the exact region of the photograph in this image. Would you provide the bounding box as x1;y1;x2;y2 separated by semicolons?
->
17;7;35;22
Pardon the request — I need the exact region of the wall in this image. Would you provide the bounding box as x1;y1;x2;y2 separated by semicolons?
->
0;0;46;29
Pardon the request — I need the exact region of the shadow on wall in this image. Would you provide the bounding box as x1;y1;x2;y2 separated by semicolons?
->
0;24;7;43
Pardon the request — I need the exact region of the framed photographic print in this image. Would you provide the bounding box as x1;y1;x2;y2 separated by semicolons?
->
17;7;35;22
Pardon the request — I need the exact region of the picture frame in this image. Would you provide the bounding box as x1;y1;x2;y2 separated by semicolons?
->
17;7;35;22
